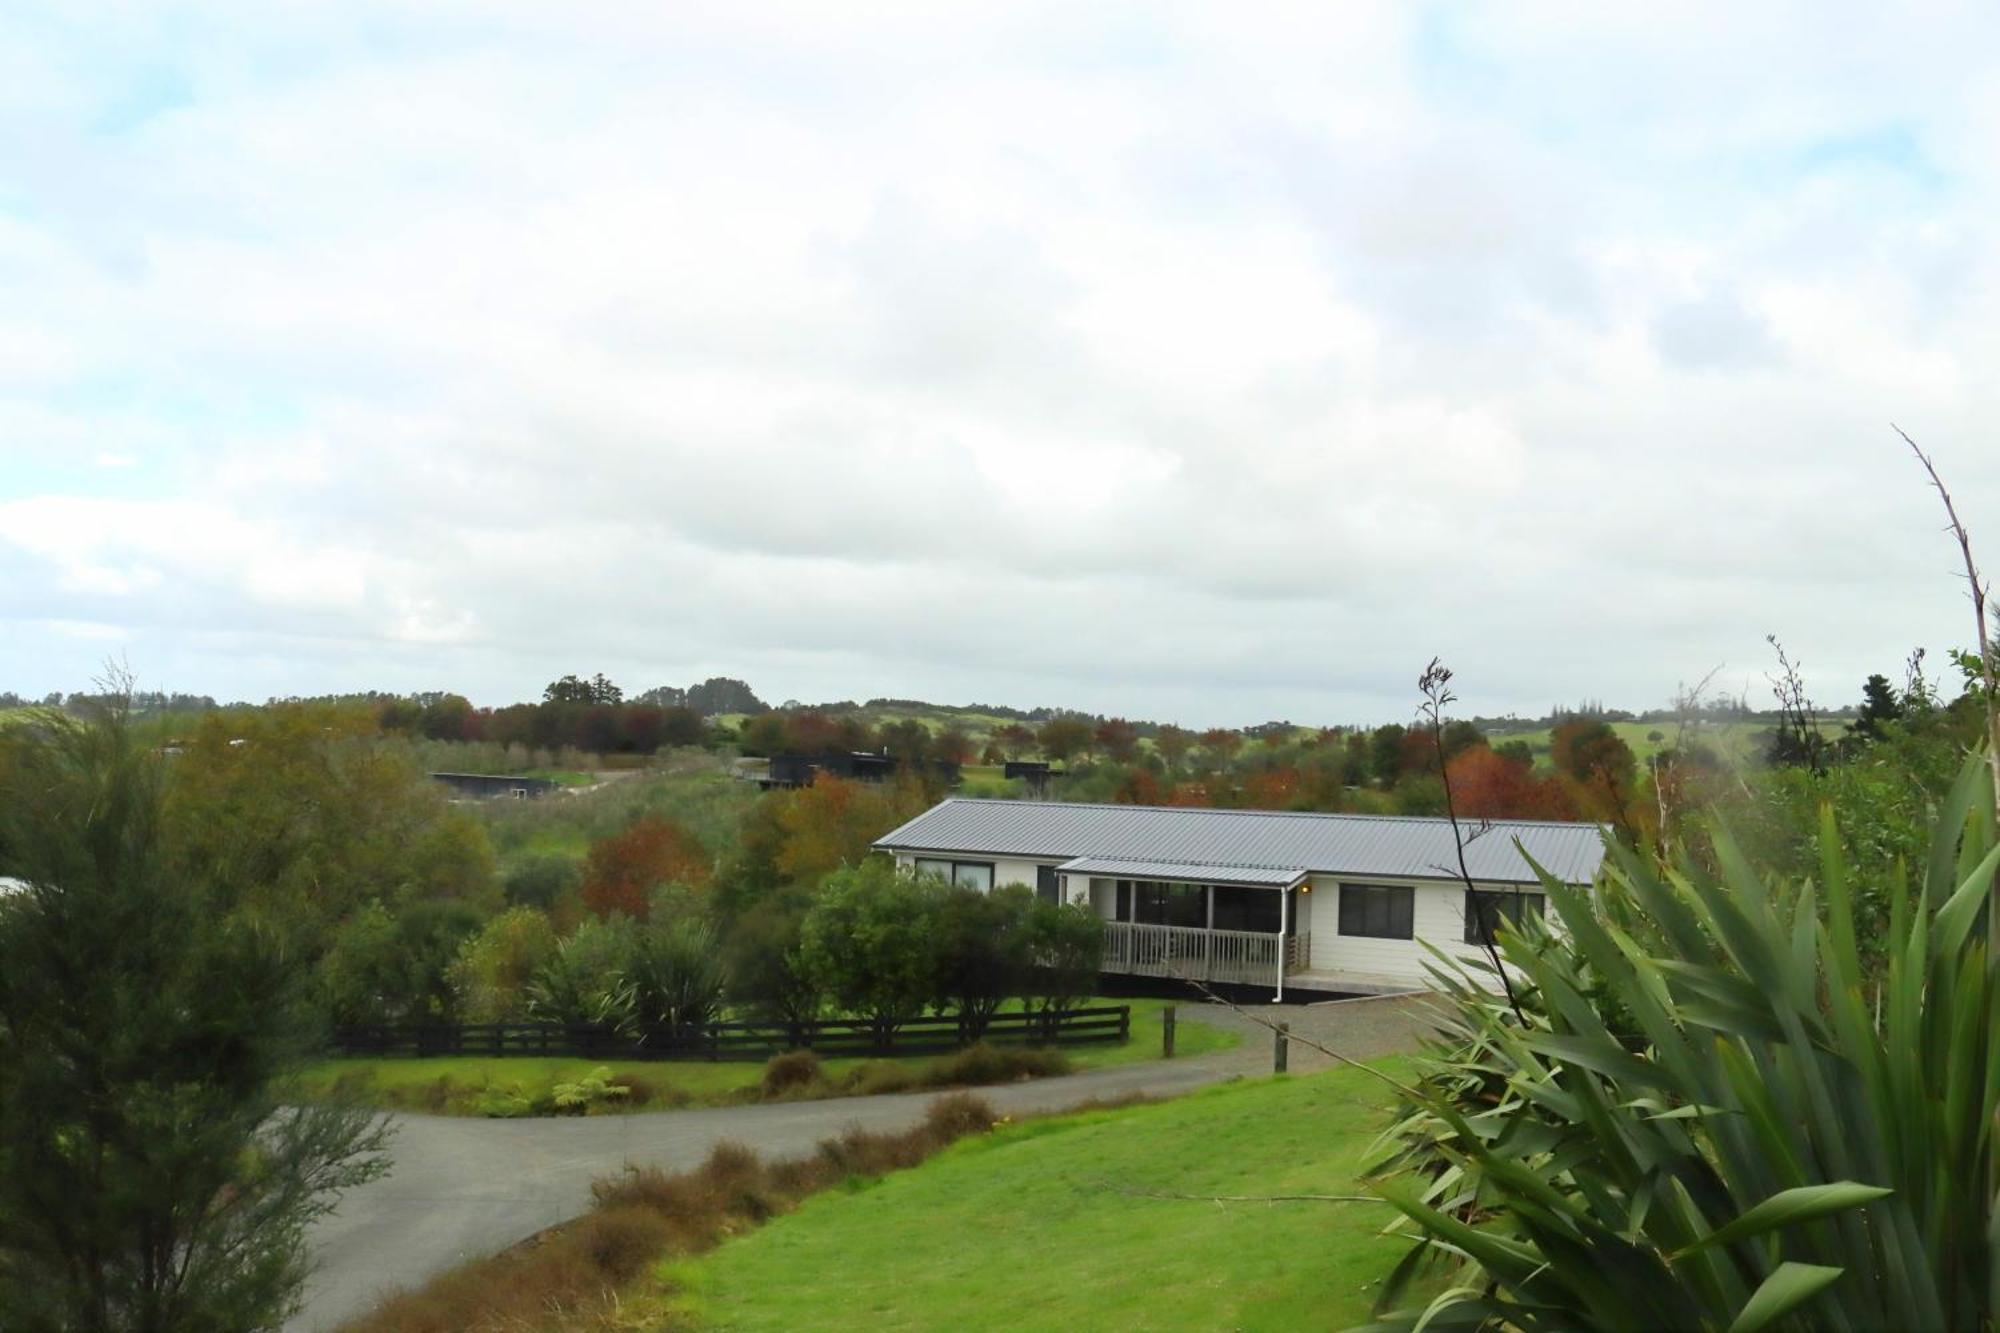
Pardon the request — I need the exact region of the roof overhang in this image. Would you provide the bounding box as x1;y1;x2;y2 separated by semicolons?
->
1054;857;1308;890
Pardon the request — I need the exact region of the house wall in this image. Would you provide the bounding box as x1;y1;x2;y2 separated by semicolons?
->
1301;875;1535;986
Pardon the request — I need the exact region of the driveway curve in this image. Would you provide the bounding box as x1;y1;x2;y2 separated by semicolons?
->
294;995;1432;1331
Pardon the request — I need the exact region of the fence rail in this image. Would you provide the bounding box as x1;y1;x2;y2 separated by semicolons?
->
330;1005;1131;1062
1102;922;1293;987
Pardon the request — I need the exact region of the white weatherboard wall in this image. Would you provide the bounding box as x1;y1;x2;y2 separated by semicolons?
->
890;851;1053;892
1303;875;1532;986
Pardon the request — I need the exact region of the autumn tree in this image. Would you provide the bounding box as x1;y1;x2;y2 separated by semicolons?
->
579;815;713;920
1199;727;1244;767
1153;723;1195;771
1444;744;1577;821
1094;717;1141;763
1550;718;1641;834
772;775;925;887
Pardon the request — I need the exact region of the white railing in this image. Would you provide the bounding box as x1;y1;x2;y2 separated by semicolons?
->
1102;922;1291;987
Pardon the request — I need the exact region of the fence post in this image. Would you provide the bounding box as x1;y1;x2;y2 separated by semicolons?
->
1162;1005;1176;1059
1274;1022;1290;1074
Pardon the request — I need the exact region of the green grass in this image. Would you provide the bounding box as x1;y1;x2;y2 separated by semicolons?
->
295;998;1234;1116
1481;718;1844;767
654;1059;1412;1331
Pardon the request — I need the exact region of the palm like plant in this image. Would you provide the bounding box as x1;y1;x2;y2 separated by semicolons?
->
1366;752;2000;1332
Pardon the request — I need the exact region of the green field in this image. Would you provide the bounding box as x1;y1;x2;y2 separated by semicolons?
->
651;1059;1411;1331
295;998;1234;1116
1481;717;1846;766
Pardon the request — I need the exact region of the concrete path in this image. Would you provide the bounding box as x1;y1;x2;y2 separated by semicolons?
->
294;994;1434;1331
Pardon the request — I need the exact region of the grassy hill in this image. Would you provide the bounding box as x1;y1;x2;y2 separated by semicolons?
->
644;1060;1412;1331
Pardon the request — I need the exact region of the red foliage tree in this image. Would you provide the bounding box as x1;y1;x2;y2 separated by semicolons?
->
579;815;713;920
1446;745;1577;821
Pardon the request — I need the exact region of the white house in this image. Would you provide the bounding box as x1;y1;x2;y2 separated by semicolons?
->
873;798;1607;996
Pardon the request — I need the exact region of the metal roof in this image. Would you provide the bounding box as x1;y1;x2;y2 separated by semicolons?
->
875;799;1606;885
1056;857;1307;888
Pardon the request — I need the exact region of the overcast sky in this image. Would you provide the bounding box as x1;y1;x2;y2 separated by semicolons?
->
4;3;1999;726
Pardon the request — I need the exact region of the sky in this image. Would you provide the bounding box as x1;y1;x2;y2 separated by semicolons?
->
4;2;1999;727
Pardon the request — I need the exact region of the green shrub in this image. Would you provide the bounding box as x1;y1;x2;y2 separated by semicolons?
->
472;1084;535;1118
849;1062;918;1096
1367;750;2000;1332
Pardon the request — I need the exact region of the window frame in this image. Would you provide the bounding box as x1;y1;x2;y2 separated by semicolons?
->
1337;883;1415;940
912;857;995;892
1463;888;1546;945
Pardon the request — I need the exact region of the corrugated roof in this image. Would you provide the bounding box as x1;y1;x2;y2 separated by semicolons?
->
875;799;1605;885
1057;857;1307;888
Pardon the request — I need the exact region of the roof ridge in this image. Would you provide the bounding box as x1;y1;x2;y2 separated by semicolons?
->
937;795;1601;831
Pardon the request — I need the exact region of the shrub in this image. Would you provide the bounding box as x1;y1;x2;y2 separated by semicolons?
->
526;915;638;1027
471;1084;534;1118
849;1061;918;1097
934;884;1035;1040
923;1091;1000;1141
760;1049;825;1097
1368;750;2000;1331
724;898;823;1035
630;917;729;1035
799;859;946;1049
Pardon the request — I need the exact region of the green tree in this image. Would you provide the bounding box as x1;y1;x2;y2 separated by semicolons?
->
1849;671;1905;744
450;906;558;1022
1153;723;1195;771
1036;715;1093;765
1023;898;1105;1032
935;885;1036;1040
798;860;944;1050
723;897;823;1040
1368;723;1407;787
0;702;389;1330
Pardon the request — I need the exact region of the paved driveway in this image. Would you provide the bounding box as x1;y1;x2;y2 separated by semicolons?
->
294;995;1433;1331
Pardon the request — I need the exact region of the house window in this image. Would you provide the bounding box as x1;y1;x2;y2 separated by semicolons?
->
1211;885;1282;934
1338;884;1414;940
1036;864;1060;905
1118;880;1205;928
912;858;995;892
1463;890;1546;945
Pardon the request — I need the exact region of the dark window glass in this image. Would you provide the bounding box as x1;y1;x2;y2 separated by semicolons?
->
1338;884;1414;939
1116;880;1132;921
1132;881;1206;928
1463;890;1546;945
1036;864;1060;905
1211;885;1282;933
912;858;994;892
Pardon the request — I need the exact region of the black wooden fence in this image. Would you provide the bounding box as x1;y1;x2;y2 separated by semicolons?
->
330;1005;1130;1062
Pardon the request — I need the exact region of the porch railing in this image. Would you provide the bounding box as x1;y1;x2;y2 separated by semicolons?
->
1103;921;1297;987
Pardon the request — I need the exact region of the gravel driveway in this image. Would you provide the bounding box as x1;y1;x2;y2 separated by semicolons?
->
294;994;1436;1331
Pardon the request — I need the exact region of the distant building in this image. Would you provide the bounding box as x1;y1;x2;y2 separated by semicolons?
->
430;772;559;800
1003;760;1057;797
759;751;960;790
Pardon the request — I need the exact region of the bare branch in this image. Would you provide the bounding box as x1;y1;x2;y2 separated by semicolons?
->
1418;658;1528;1025
1898;426;2000;819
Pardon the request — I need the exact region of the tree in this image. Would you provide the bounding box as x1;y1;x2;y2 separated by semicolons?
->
1036;715;1093;765
1153;723;1195;771
1550;718;1641;832
1199;727;1244;767
683;677;767;717
723;898;823;1042
992;722;1037;761
0;700;389;1329
1368;723;1407;787
934;885;1035;1041
578;815;712;920
1443;744;1576;821
450;906;558;1022
772;775;923;888
1848;671;1905;745
1023;898;1105;1032
798;860;944;1050
1093;718;1141;763
542;673;622;706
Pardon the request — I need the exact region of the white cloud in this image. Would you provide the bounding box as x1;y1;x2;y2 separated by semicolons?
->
0;2;1997;722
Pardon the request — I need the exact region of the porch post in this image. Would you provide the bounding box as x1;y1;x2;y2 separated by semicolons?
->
1273;885;1288;1002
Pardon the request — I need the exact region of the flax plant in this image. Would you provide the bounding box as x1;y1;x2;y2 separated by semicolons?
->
1363;750;2000;1332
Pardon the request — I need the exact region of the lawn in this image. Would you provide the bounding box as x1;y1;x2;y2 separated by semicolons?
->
294;997;1234;1115
651;1059;1413;1331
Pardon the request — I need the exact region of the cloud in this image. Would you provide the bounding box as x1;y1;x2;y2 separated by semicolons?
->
0;1;1997;723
